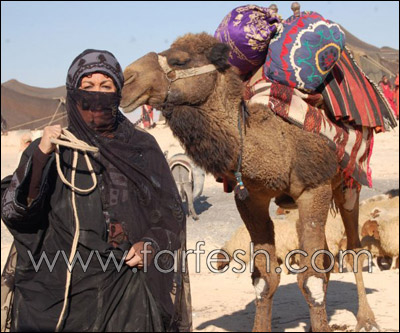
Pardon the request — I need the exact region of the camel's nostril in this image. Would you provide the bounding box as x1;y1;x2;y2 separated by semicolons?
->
124;71;138;85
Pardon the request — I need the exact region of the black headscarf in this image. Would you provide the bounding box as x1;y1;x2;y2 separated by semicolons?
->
67;49;124;91
66;49;123;134
64;49;192;331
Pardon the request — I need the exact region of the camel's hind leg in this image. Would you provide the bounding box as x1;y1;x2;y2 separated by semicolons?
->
296;182;332;332
333;183;380;331
235;194;280;332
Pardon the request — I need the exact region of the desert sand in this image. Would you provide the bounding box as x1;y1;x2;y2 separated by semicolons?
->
1;120;399;332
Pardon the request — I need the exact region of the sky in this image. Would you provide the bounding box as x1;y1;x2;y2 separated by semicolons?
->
1;1;399;88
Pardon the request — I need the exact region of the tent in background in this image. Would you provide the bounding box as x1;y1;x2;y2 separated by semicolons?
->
1;80;164;132
1;80;67;131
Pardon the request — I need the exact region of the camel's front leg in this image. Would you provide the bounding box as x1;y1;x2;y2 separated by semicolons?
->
296;182;332;332
235;194;280;332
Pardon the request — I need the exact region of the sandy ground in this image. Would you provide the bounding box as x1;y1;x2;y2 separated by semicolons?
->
1;121;399;332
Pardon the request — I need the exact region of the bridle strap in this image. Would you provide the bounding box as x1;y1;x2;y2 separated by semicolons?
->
157;55;217;82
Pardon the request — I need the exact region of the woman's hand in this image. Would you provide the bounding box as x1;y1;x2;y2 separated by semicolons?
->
38;125;62;154
125;241;155;269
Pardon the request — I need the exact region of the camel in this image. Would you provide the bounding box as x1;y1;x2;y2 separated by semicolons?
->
120;33;379;332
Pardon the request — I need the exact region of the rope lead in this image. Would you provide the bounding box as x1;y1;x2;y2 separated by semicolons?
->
234;101;249;201
52;129;98;332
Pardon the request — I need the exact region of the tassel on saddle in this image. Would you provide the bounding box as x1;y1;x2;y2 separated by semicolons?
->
234;171;249;201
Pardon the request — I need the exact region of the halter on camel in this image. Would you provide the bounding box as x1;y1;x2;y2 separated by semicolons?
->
157;54;218;82
156;54;218;104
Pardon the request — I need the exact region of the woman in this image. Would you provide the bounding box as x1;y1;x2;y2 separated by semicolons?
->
379;75;397;116
1;49;191;332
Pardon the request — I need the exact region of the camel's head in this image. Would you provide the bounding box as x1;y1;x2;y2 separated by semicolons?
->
120;33;231;112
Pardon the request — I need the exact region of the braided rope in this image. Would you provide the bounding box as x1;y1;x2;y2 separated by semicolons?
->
52;129;98;331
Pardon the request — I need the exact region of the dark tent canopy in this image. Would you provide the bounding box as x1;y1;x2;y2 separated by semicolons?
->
1;80;67;131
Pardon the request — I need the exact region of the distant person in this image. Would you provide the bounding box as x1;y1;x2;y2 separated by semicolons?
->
395;73;399;120
1;49;191;332
268;3;278;14
268;3;283;20
379;75;397;116
291;2;301;17
141;104;155;128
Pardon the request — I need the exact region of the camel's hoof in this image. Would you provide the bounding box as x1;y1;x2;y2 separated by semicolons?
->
356;319;380;332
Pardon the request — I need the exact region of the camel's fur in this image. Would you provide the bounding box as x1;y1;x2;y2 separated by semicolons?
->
121;32;379;332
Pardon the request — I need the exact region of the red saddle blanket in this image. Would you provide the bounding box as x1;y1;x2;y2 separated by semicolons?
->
244;58;397;187
322;47;397;131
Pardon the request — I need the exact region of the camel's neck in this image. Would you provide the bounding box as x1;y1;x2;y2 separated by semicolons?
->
165;70;242;176
205;71;243;123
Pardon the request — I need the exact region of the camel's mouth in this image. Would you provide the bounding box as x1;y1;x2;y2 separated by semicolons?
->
120;94;149;113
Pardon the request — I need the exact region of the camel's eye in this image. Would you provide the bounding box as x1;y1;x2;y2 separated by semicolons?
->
168;58;191;67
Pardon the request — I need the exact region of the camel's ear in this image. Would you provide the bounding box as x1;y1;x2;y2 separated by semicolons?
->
207;43;231;71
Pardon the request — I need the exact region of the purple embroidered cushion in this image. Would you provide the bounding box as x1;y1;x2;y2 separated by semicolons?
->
214;5;281;75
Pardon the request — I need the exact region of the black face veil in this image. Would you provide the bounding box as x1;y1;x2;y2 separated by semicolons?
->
66;49;123;135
